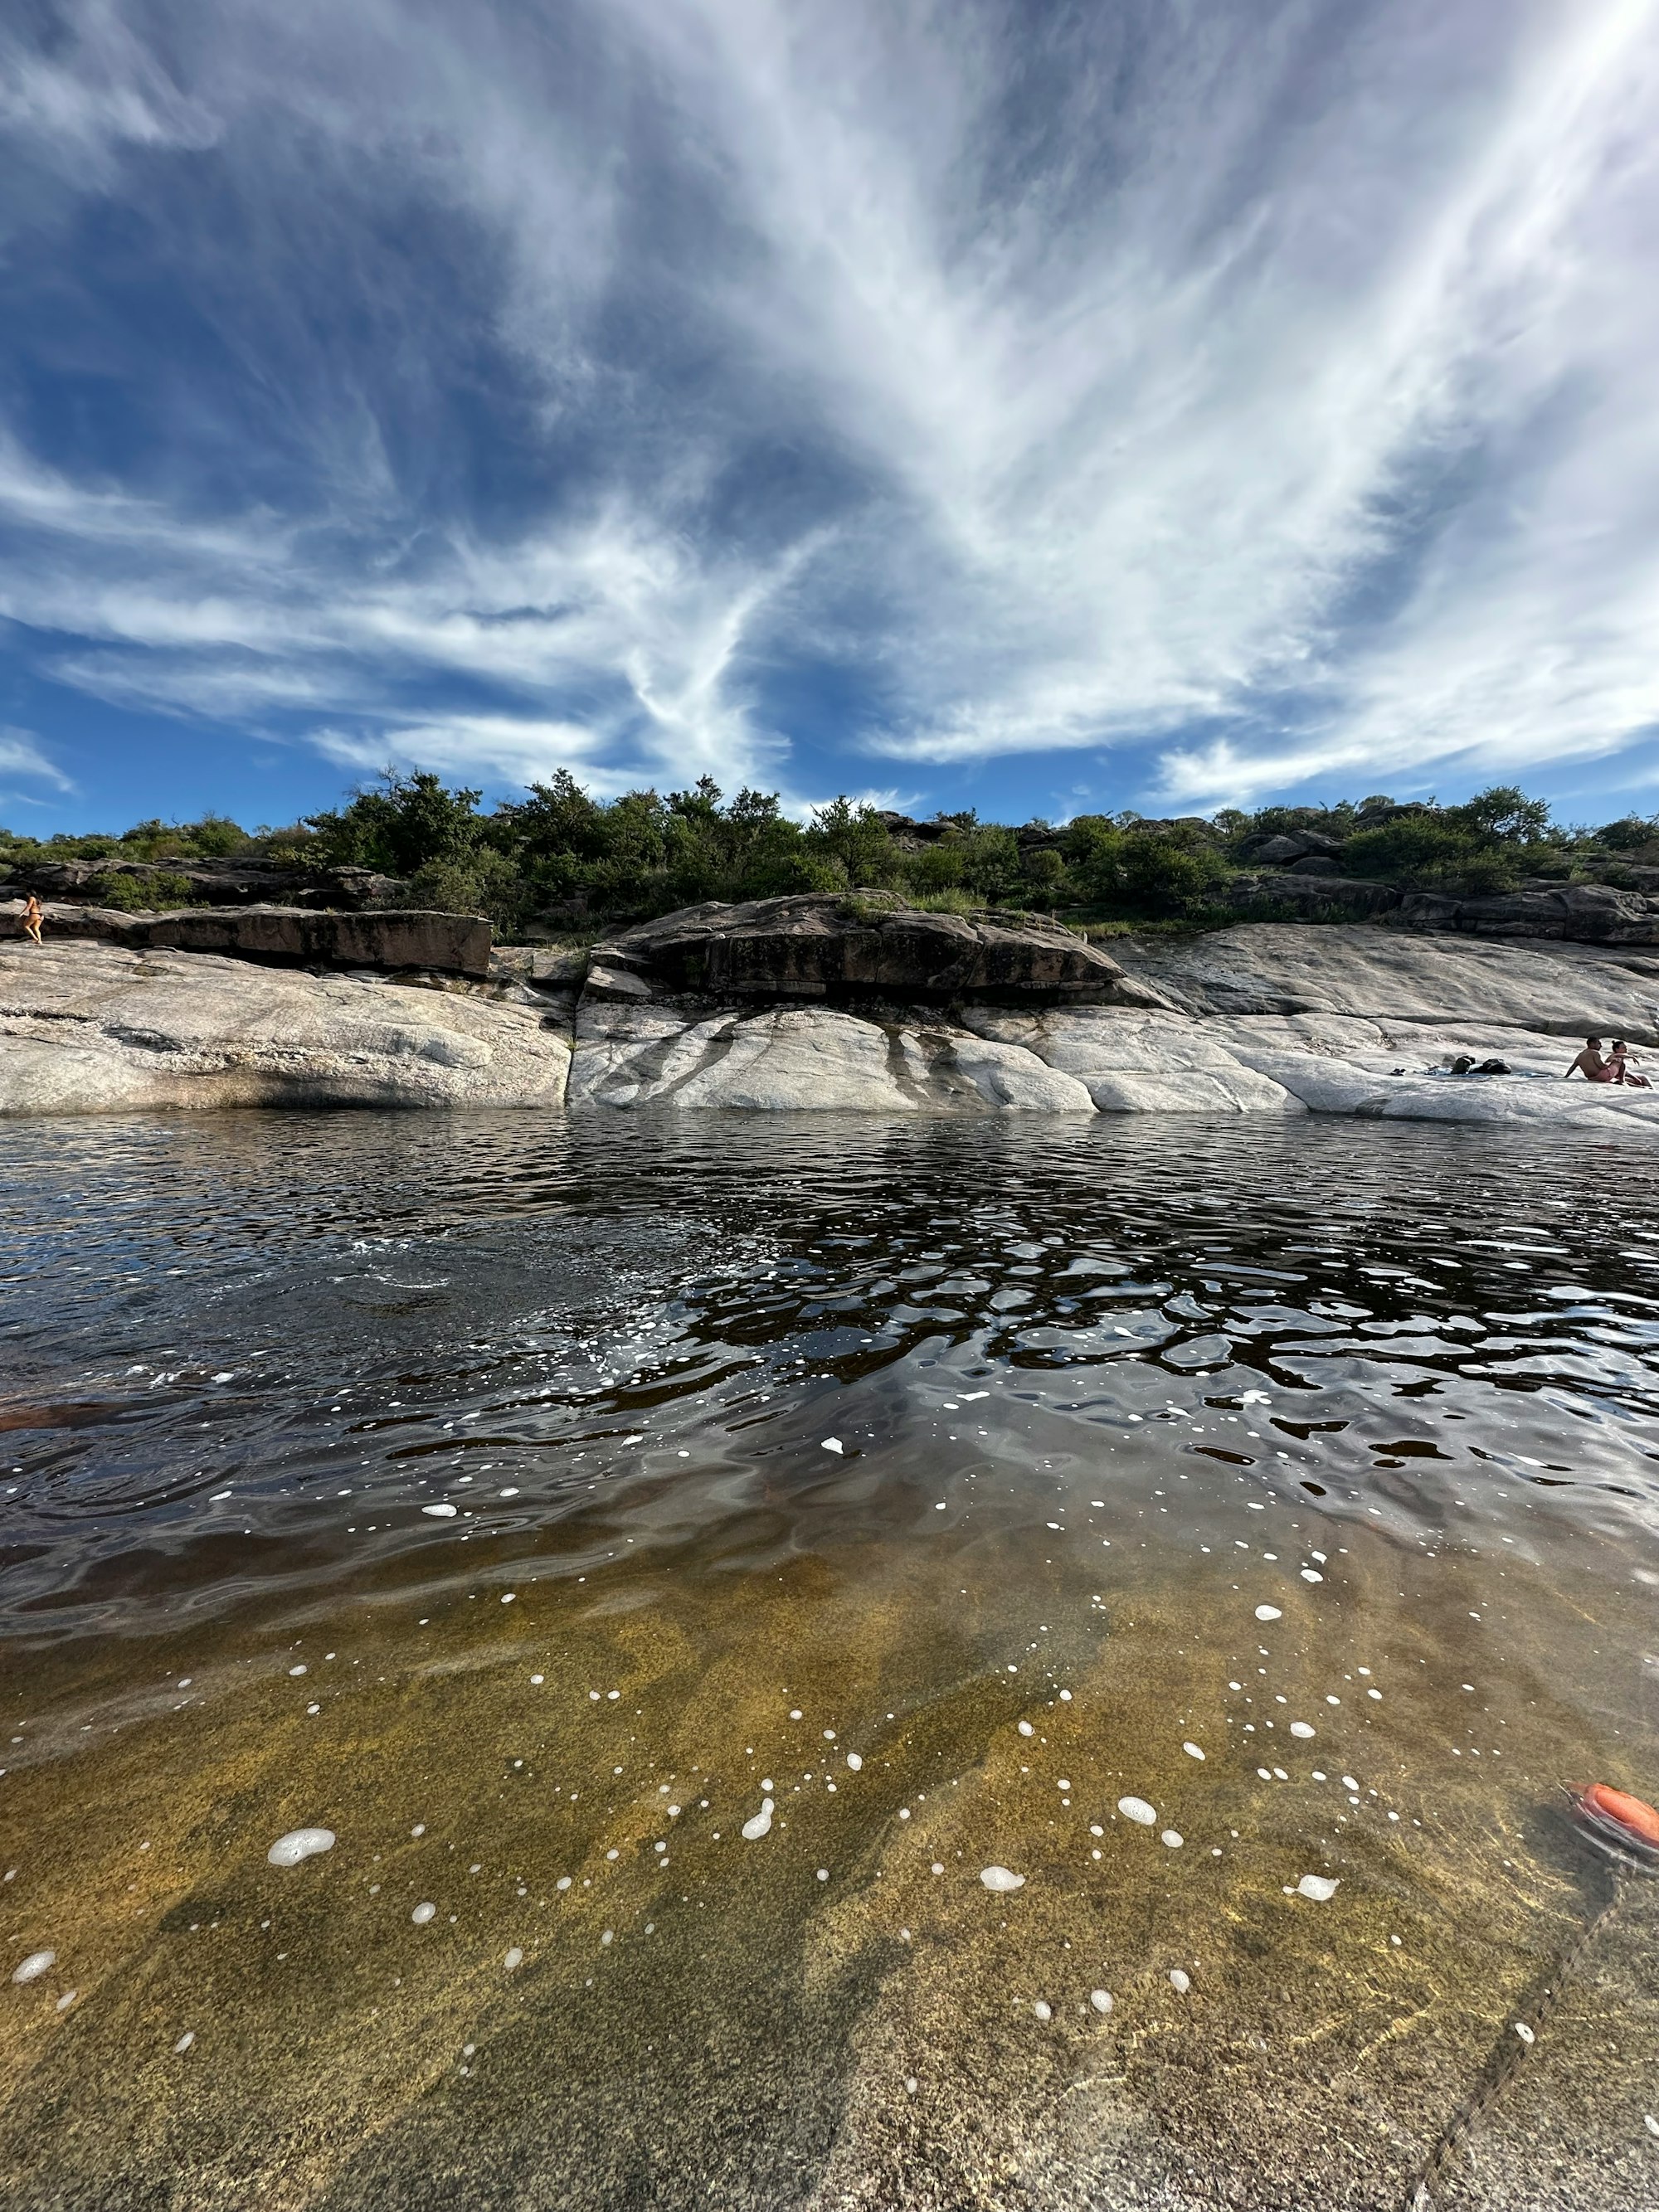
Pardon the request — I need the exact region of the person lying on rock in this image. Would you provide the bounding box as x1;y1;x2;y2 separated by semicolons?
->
1608;1040;1652;1088
22;892;43;946
1564;1037;1618;1082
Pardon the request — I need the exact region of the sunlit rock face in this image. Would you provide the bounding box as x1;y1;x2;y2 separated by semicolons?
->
1112;921;1659;1036
958;1007;1304;1115
567;1001;1097;1112
8;919;1659;1126
0;943;571;1114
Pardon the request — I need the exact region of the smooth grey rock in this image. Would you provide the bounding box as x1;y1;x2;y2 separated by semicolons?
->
960;1007;1303;1115
10;926;1659;1129
1243;834;1311;866
1220;873;1401;917
1116;923;1659;1038
567;1001;1096;1113
1398;883;1659;944
528;947;590;989
0;942;570;1114
2;899;490;977
583;963;655;1000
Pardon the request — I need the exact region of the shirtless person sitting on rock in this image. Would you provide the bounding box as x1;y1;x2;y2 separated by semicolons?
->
1564;1037;1619;1082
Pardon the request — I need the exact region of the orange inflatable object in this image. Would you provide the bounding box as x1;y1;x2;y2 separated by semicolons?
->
1581;1784;1659;1845
1569;1782;1659;1857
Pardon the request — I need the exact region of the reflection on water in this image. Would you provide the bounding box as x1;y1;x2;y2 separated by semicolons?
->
3;1111;1659;2209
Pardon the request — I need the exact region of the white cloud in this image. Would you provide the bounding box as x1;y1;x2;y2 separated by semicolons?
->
0;727;73;792
1;0;1657;808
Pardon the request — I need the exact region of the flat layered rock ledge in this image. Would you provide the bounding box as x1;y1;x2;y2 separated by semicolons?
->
0;943;568;1112
5;902;1659;1125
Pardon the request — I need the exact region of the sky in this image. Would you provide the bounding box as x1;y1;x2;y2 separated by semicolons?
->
2;0;1658;837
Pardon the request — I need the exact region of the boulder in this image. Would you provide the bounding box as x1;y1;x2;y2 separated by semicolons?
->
527;947;591;989
586;894;1163;1007
873;812;951;845
1236;828;1345;864
1396;883;1659;945
0;942;571;1115
1114;922;1659;1039
1220;873;1400;919
1241;834;1311;866
2;900;490;977
958;1007;1303;1115
566;1001;1097;1113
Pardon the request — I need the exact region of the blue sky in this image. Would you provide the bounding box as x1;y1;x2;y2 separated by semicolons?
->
2;0;1657;837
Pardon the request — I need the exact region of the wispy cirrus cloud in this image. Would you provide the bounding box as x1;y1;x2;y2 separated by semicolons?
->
1;0;1657;818
0;726;74;797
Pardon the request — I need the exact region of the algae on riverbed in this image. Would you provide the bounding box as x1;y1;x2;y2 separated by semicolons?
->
4;1111;1659;2207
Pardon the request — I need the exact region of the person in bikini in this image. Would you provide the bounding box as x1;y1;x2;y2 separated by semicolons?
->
1564;1037;1618;1082
1608;1040;1652;1088
21;892;43;946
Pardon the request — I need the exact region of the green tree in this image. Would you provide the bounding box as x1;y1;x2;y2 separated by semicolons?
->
305;771;484;876
803;798;899;888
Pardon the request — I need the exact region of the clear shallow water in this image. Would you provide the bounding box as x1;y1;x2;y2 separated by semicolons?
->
3;1111;1659;2209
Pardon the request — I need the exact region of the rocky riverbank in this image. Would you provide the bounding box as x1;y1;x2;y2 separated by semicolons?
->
5;900;1659;1123
0;942;567;1112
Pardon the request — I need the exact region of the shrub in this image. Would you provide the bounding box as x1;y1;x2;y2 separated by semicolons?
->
86;870;201;911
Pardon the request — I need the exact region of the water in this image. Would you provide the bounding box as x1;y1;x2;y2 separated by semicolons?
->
3;1111;1659;2209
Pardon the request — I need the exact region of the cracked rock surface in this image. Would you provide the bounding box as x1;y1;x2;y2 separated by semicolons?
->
0;943;571;1113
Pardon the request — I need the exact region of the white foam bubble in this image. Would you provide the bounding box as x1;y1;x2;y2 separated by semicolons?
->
173;2030;195;2054
1182;1741;1205;1760
1160;1830;1184;1849
1296;1874;1339;1902
979;1865;1025;1893
1117;1796;1156;1826
266;1827;335;1867
1290;1721;1315;1738
422;1504;457;1519
820;1439;844;1455
742;1798;775;1840
1017;1720;1034;1737
1254;1605;1282;1622
11;1950;54;1984
504;1947;523;1970
1090;1989;1113;2014
411;1902;436;1924
1033;2000;1052;2021
845;1753;863;1772
1169;1968;1191;1994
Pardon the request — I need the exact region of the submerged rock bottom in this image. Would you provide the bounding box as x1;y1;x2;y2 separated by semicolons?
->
3;1525;1657;2212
